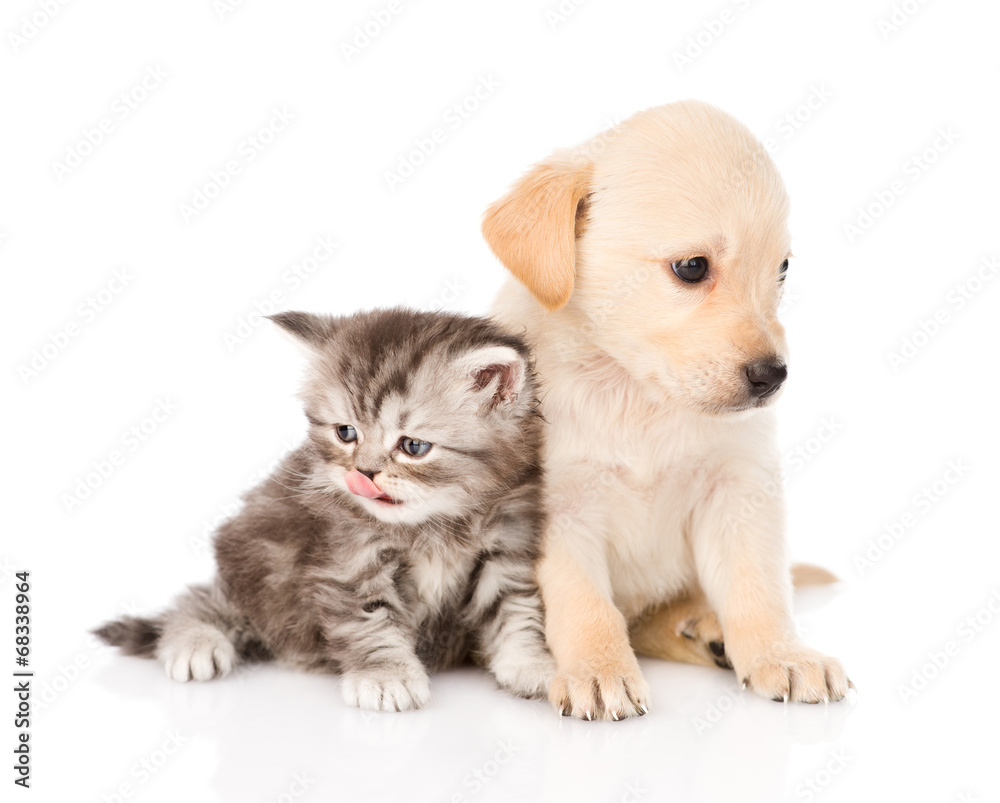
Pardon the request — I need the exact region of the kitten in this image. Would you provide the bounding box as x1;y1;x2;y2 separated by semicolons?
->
95;308;554;712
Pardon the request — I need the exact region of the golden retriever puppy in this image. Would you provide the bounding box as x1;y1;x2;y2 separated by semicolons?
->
482;100;849;720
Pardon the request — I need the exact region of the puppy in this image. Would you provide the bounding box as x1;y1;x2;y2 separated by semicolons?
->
482;100;849;720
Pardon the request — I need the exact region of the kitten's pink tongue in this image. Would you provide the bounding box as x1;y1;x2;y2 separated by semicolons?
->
345;470;384;499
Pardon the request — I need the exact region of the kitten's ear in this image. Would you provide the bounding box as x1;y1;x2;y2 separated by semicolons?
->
268;311;339;349
457;346;527;409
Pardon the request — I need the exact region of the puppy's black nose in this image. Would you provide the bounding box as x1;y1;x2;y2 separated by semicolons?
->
745;361;787;398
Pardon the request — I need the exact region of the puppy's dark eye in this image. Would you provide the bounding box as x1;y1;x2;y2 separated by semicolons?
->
400;437;432;458
336;425;358;443
671;257;709;283
779;259;789;281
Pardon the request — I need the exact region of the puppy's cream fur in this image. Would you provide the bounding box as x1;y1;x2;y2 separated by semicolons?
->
484;100;848;720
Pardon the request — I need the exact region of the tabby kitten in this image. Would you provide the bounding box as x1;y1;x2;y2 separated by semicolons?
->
96;308;554;712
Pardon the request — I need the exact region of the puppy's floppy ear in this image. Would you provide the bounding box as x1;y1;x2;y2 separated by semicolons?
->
482;153;593;312
455;345;527;410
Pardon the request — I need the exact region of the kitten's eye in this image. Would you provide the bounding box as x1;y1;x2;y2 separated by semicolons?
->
779;259;789;281
336;425;357;443
671;256;709;283
400;437;432;458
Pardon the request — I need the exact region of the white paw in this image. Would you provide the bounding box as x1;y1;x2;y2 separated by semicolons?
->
492;651;557;700
159;627;237;683
737;644;849;703
341;666;431;712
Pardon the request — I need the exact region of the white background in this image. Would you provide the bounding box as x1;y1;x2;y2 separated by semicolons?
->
3;0;999;801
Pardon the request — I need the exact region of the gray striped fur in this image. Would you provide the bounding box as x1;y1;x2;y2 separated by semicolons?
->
95;308;553;711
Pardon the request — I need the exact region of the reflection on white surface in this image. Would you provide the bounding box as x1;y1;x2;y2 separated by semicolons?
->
79;658;853;803
37;581;995;803
39;589;856;803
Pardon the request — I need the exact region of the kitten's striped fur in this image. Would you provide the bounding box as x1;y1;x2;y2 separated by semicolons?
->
95;308;553;711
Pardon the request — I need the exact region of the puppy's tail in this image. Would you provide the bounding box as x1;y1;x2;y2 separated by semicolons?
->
791;563;839;587
93;615;163;658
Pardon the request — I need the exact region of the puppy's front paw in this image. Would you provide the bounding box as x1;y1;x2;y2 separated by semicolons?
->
159;626;237;683
492;651;557;701
341;666;431;712
549;660;650;721
737;645;849;703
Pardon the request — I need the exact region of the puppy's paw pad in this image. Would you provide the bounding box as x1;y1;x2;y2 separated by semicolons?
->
550;662;650;721
342;667;431;712
739;647;847;703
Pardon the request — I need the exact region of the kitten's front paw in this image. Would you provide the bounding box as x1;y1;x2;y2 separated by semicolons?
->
492;652;557;701
549;659;650;721
159;626;237;683
341;666;431;712
737;644;849;703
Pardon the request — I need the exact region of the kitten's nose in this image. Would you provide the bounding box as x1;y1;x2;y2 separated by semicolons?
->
358;469;376;481
745;360;787;398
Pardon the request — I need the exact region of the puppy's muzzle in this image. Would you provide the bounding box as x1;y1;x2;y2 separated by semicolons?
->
745;360;787;399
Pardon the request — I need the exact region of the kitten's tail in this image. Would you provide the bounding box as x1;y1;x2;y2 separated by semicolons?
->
94;582;269;681
93;615;164;657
